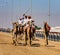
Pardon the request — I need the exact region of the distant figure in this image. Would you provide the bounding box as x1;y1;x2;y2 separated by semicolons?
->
44;22;51;46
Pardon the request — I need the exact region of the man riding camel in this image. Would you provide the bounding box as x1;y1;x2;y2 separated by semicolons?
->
17;15;35;46
27;16;36;40
23;15;35;46
18;18;22;27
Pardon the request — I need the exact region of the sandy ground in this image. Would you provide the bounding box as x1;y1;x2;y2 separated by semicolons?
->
0;32;60;55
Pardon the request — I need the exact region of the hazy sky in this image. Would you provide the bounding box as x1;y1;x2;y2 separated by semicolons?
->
0;0;60;28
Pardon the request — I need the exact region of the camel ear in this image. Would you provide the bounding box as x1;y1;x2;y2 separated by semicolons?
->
12;22;15;25
12;22;16;25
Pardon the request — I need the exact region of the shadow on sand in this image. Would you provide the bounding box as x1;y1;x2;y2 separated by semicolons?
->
18;43;40;47
31;43;40;47
18;43;26;46
0;42;12;45
46;45;55;47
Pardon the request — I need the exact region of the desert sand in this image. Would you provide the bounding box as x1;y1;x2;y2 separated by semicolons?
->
0;32;60;55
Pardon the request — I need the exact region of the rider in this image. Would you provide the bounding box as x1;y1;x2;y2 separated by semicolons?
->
18;17;22;27
21;14;25;24
27;16;35;28
23;15;28;31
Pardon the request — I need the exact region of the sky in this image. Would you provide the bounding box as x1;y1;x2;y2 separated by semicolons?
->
0;0;60;28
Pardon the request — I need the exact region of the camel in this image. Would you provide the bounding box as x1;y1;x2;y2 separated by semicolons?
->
12;21;35;46
12;22;23;46
24;21;36;46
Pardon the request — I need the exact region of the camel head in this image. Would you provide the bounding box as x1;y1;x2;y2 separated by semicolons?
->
12;22;19;28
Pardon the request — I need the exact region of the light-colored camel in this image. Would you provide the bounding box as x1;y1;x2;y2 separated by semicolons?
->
12;22;23;46
24;22;36;46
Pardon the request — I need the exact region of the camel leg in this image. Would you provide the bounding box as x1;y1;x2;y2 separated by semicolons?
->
33;33;36;40
24;31;27;45
12;33;17;46
12;33;16;45
30;36;32;46
28;34;32;46
14;34;17;46
27;28;32;46
44;34;48;46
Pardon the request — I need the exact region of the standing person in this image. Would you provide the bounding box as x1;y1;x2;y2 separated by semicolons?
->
44;22;51;46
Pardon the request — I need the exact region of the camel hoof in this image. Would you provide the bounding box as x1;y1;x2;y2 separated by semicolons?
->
44;44;48;46
12;40;15;45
